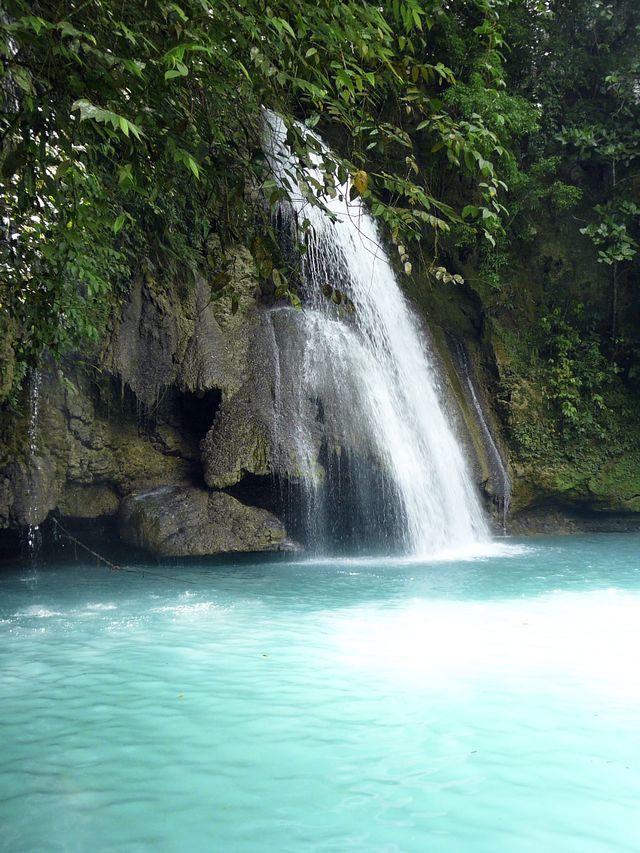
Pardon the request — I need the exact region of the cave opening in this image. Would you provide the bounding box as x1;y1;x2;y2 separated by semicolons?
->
175;388;222;443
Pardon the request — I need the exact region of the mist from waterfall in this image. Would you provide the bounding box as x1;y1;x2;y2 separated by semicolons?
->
264;113;488;557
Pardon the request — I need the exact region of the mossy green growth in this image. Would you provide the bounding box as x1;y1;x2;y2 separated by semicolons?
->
489;313;640;513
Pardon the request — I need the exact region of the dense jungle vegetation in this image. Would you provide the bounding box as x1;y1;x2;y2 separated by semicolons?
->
1;0;639;489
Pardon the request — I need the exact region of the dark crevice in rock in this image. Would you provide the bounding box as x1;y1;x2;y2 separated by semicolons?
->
225;472;282;515
510;502;640;535
92;376;143;425
225;443;407;555
0;527;22;562
225;473;310;548
175;389;222;443
33;514;151;567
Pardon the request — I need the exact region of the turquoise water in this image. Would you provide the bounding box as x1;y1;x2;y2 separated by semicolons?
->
2;535;640;852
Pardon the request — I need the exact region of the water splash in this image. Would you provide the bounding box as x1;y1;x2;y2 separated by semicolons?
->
263;114;489;556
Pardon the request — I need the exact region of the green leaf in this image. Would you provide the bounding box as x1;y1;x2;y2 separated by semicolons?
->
11;66;34;94
464;149;476;171
58;21;83;39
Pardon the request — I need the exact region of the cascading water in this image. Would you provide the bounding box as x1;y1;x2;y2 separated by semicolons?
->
264;114;489;556
448;334;512;534
23;367;43;561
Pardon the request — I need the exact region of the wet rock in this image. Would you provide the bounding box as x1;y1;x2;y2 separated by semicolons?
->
118;486;298;556
0;368;198;529
4;456;58;527
201;312;277;488
0;475;13;528
108;277;181;407
509;505;640;535
58;484;120;519
201;307;352;490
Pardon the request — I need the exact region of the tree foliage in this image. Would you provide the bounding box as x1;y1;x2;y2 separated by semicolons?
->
1;0;509;396
507;0;640;346
3;0;638;411
470;0;640;457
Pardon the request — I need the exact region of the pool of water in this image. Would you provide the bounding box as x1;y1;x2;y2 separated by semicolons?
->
1;535;640;852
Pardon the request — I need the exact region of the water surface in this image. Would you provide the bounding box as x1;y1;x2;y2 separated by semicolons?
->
2;535;640;852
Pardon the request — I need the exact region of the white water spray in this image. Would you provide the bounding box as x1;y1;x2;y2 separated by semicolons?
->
264;114;488;556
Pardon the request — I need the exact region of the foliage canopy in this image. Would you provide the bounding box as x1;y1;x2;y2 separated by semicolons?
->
1;0;509;394
2;0;639;421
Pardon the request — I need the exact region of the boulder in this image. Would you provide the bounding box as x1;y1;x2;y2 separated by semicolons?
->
118;486;297;556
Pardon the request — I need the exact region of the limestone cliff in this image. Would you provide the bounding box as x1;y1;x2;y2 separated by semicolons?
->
0;249;302;557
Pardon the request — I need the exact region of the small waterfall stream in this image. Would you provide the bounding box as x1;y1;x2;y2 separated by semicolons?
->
263;115;488;556
448;335;512;533
23;367;43;561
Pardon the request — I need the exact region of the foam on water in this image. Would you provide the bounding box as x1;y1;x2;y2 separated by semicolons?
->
15;605;63;618
328;587;640;699
296;539;532;568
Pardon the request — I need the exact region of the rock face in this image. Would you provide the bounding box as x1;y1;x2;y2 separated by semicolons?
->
0;370;198;528
3;232;640;553
509;506;640;535
201;311;278;489
201;307;377;491
106;272;255;405
0;247;298;556
118;487;296;556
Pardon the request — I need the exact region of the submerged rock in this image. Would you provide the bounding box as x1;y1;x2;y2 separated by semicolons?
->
118;486;297;557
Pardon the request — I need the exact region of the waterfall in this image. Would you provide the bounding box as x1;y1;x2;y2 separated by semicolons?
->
23;367;43;561
448;335;512;534
263;114;489;556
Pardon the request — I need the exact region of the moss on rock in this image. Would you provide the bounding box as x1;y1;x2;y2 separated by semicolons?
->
58;484;120;518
